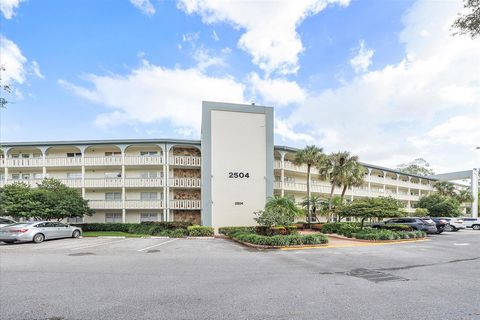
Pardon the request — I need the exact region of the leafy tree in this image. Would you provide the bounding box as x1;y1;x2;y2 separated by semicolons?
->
456;189;474;203
339;162;366;201
433;181;456;197
294;145;324;227
0;178;93;220
254;196;303;227
452;0;480;38
397;158;435;177
338;196;405;229
417;193;461;217
414;207;429;216
300;195;328;222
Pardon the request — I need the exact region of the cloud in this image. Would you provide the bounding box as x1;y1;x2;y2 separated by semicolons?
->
275;119;315;143
31;60;44;79
0;0;23;19
59;60;245;133
248;73;306;107
1;36;27;85
350;40;374;73
130;0;155;16
177;0;350;75
286;0;480;172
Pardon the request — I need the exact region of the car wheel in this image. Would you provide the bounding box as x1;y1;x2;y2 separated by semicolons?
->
72;230;81;238
472;225;480;230
445;225;453;232
33;233;45;243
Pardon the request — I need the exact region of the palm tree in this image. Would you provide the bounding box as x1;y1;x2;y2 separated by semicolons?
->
340;162;367;202
433;181;456;197
294;145;324;228
318;152;350;212
456;189;474;203
300;195;328;222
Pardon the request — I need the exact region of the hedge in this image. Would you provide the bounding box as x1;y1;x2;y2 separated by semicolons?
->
72;222;193;237
231;232;328;247
373;224;414;231
255;225;298;236
218;226;257;236
354;229;426;240
187;225;214;237
321;222;362;237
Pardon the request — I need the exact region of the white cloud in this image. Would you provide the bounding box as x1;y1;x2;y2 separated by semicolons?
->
130;0;155;16
192;47;226;71
287;0;480;172
350;40;374;73
0;0;23;19
59;60;245;133
31;60;44;79
212;30;219;41
248;73;306;107
275;119;315;143
1;36;27;85
177;0;350;75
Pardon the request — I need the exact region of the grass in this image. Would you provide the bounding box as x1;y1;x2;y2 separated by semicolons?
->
82;231;147;238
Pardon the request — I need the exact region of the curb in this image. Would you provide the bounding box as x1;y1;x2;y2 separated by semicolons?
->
327;233;429;243
228;237;328;250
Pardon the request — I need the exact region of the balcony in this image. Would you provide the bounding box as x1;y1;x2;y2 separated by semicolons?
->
125;200;164;209
88;200;123;209
84;178;123;188
45;157;82;167
124;156;163;166
169;178;201;188
57;178;82;188
84;156;122;166
170;200;201;210
4;158;43;168
169;156;201;167
124;178;164;188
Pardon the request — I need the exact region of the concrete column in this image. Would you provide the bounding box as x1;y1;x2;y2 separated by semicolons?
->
117;144;128;223
38;146;48;178
396;174;399;195
166;144;172;221
162;144;168;222
472;168;479;217
280;151;287;197
77;146;88;199
4;167;8;183
368;168;372;195
383;171;386;193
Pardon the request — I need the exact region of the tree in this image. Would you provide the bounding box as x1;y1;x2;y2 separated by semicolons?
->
338;197;405;229
293;145;324;227
254;196;303;227
397;158;435;177
456;189;474;203
300;195;328;222
0;178;93;220
340;162;366;201
452;0;480;39
417;193;461;217
433;181;456;197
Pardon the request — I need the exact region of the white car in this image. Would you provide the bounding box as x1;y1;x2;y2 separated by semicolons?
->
462;217;480;230
441;217;466;231
0;217;17;228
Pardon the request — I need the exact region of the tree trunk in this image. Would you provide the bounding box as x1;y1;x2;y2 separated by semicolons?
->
361;217;366;230
307;164;311;229
341;185;348;202
328;183;335;221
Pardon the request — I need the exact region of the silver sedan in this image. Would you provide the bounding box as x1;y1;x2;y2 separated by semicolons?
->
0;221;82;244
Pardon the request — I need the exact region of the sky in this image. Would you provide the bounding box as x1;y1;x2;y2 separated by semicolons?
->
1;0;479;174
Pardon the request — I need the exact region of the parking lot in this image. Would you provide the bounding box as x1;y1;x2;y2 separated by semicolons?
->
1;230;479;320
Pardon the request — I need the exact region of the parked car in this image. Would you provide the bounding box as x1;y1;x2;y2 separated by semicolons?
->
426;217;448;234
0;221;82;244
440;217;466;231
0;217;17;228
373;217;438;234
462;217;480;230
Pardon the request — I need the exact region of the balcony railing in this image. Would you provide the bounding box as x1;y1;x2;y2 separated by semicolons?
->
57;178;82;188
170;200;201;210
45;157;82;167
169;178;201;188
124;178;164;188
124;156;163;166
4;158;43;168
84;178;123;188
125;200;164;209
169;156;201;167
88;200;123;209
84;156;122;166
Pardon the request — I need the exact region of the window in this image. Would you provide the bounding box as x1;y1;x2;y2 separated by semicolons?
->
105;172;121;178
21;154;30;158
105;213;122;223
11;174;20;180
33;173;43;179
141;192;158;200
140;151;158;156
105;151;121;157
22;174;30;180
67;172;82;179
105;192;122;201
67;216;84;223
66;152;82;158
140;213;158;222
11;154;19;158
285;176;295;183
140;171;161;178
274;176;281;182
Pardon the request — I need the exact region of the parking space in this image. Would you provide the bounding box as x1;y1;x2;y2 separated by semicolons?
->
1;231;479;320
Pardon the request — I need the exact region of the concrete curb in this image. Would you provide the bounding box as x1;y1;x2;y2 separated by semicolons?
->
327;233;428;243
228;237;328;250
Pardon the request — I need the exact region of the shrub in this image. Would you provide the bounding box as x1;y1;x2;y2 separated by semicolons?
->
230;232;328;247
321;222;361;236
353;228;426;241
218;227;256;236
375;224;414;232
170;228;188;238
187;225;214;237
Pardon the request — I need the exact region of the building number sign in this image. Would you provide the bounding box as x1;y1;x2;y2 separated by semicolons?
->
228;172;250;178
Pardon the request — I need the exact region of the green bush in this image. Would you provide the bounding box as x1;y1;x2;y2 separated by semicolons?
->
72;222;193;237
218;226;256;236
321;222;362;236
374;224;414;232
354;229;426;240
170;228;188;238
231;232;328;247
187;225;214;237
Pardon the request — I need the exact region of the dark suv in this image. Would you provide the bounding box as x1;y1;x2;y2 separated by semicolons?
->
425;217;447;234
373;218;438;234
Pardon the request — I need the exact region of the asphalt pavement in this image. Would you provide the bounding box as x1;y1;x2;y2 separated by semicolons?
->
0;230;479;320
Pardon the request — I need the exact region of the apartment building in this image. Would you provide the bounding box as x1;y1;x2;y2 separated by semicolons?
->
0;102;477;225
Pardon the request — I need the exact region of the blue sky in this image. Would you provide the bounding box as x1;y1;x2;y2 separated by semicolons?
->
1;0;479;173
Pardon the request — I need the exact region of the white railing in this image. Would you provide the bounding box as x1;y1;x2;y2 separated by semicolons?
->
84;156;122;166
274;160;282;169
124;156;163;165
124;178;164;188
45;157;82;167
125;200;163;209
57;178;82;188
169;178;201;188
84;178;123;188
368;176;386;184
169;156;201;167
169;200;201;209
6;158;43;167
87;200;123;209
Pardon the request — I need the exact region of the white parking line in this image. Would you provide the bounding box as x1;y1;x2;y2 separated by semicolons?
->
70;238;130;251
137;239;178;252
